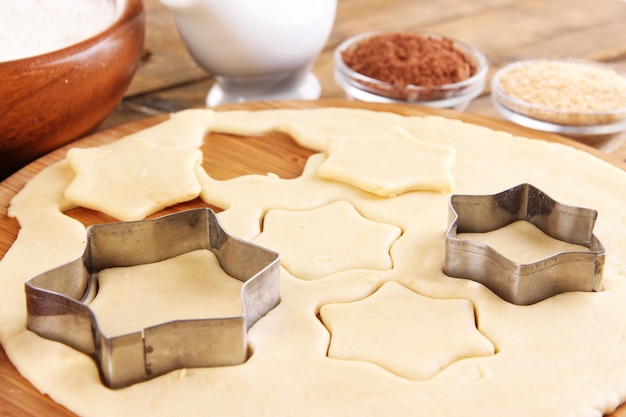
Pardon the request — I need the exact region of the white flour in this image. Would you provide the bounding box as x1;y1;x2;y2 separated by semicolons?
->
0;0;118;62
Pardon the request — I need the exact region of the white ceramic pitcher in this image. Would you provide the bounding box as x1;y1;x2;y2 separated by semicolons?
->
160;0;337;106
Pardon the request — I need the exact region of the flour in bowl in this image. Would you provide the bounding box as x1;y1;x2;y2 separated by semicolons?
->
0;0;118;62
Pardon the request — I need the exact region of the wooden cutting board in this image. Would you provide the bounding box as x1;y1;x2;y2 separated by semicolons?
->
1;99;625;417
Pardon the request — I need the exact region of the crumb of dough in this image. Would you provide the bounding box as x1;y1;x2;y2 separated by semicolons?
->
317;125;456;196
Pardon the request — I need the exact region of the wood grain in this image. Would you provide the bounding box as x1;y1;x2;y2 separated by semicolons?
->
0;100;625;417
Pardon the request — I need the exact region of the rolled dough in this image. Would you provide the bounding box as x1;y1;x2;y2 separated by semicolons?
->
1;107;626;417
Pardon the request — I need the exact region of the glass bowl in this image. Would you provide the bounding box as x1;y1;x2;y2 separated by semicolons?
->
333;31;488;110
491;59;626;136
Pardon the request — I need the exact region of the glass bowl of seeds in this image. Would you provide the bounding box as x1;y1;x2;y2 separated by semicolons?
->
491;59;626;136
334;31;488;110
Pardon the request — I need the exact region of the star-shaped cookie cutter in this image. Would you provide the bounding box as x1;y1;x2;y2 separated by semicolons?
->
25;208;280;389
443;183;605;305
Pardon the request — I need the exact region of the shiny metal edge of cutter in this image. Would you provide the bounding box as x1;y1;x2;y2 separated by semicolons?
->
443;183;605;305
25;208;281;389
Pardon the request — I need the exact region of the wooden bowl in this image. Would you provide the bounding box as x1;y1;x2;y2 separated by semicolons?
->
0;0;145;180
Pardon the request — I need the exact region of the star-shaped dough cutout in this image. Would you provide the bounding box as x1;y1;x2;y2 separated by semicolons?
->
64;138;203;221
317;125;456;197
253;201;401;280
320;281;495;380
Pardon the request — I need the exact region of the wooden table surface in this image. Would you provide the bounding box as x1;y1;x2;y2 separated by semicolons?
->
100;0;626;162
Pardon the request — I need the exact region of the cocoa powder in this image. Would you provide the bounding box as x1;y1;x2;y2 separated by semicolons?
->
341;32;476;88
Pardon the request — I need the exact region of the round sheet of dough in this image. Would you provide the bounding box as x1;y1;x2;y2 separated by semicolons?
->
1;103;626;417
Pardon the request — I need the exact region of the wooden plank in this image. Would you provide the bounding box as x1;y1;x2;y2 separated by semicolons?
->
328;0;519;43
422;0;626;65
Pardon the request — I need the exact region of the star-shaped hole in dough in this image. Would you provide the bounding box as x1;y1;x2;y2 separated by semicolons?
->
319;281;495;380
253;201;401;280
317;125;456;197
64;138;203;221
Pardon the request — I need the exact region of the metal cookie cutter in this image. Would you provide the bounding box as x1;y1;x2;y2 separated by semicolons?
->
25;208;280;389
443;183;605;305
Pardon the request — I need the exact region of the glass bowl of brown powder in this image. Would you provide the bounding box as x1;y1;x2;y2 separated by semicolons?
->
334;31;488;110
